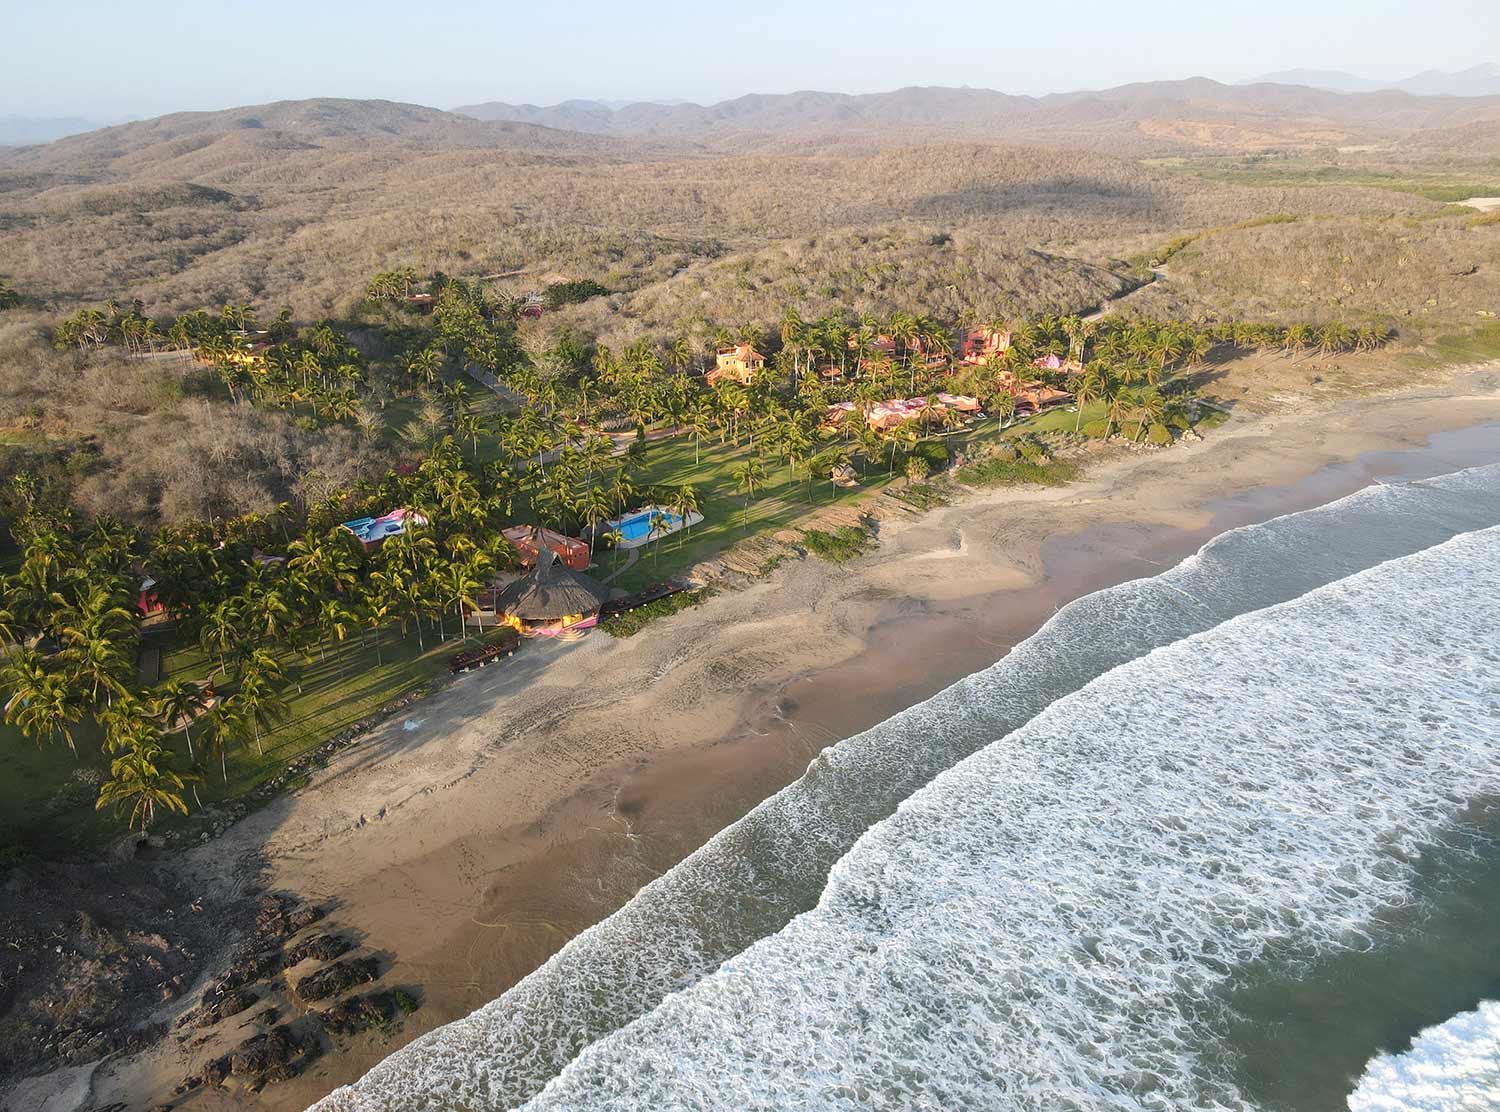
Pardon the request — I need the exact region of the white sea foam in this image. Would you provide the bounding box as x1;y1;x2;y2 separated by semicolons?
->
511;526;1500;1110
1349;1000;1500;1111
313;465;1500;1111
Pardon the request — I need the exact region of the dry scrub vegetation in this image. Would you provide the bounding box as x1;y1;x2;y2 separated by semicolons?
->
1;94;1498;527
1122;215;1500;327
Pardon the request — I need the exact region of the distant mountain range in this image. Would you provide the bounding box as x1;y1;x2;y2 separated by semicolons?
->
6;76;1500;178
1248;63;1500;97
451;79;1500;153
0;114;104;146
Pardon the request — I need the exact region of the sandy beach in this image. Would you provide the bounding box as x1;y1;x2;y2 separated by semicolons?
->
42;366;1500;1112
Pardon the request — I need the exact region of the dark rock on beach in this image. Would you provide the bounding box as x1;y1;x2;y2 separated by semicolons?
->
294;956;379;1002
196;987;258;1027
228;1024;316;1089
315;990;400;1037
283;932;354;968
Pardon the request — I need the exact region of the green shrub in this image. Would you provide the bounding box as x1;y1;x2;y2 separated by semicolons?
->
912;440;949;466
1080;419;1111;439
801;525;875;563
957;457;1078;487
1015;436;1050;464
603;588;709;637
1146;423;1174;446
394;988;420;1015
542;279;609;310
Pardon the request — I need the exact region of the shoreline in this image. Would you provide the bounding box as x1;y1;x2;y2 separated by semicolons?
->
22;370;1500;1112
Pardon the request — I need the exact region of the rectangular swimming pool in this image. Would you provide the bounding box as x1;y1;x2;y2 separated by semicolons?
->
615;508;683;543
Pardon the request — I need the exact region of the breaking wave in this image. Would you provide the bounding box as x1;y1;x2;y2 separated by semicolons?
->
519;526;1500;1109
1349;1000;1500;1112
315;464;1500;1111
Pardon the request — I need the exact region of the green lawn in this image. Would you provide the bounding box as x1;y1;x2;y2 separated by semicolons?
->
594;433;879;589
595;409;1077;590
0;620;502;856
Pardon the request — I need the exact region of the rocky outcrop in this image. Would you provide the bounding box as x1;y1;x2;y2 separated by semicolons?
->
294;956;379;1002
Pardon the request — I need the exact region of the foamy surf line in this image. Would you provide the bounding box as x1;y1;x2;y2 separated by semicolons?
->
515;525;1500;1110
313;464;1500;1112
1350;1000;1500;1112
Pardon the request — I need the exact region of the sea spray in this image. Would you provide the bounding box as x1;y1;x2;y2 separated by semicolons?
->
313;464;1500;1111
518;526;1500;1110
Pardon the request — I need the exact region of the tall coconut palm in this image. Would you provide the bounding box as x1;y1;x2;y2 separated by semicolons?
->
231;666;289;757
732;458;767;533
667;485;701;550
199;599;242;677
201;701;249;782
1072;365;1115;433
96;739;194;832
1;647;82;753
152;679;210;760
440;555;489;642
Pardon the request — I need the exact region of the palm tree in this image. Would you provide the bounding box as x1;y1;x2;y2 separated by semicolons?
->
732;458;767;532
667;485;701;549
646;510;671;568
231;666;289;757
318;598;357;672
1073;365;1114;433
199;599;242;677
96;739;194;832
1122;385;1162;440
56;586;137;708
1;648;82;753
440;555;488;642
152;679;210;761
990;390;1018;428
200;701;250;782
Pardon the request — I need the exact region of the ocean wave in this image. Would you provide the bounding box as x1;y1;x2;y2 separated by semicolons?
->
314;464;1500;1111
516;525;1500;1110
1348;1000;1500;1112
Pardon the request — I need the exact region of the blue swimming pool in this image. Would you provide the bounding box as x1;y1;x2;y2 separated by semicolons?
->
615;508;682;543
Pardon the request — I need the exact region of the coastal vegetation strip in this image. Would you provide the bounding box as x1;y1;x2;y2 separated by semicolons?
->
0;258;1433;866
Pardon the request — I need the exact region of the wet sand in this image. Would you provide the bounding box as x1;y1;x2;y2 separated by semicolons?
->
56;375;1500;1112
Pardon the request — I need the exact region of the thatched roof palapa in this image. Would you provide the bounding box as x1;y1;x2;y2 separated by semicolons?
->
492;549;611;620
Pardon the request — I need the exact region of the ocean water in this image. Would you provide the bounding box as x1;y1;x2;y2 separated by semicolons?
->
315;463;1500;1112
509;526;1500;1110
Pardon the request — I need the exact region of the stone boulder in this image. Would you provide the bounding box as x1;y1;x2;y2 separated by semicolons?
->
294;957;378;1002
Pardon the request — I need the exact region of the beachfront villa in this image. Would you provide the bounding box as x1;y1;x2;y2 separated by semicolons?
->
960;326;1012;365
1032;353;1084;374
502;524;591;570
822;393;982;432
492;550;612;638
999;375;1074;412
339;508;428;550
707;343;766;386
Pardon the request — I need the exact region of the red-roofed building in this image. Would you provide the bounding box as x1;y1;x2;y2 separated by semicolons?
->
960;327;1012;365
502;525;591;571
707;344;765;387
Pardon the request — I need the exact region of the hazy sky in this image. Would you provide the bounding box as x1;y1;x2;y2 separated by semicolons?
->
3;0;1496;119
